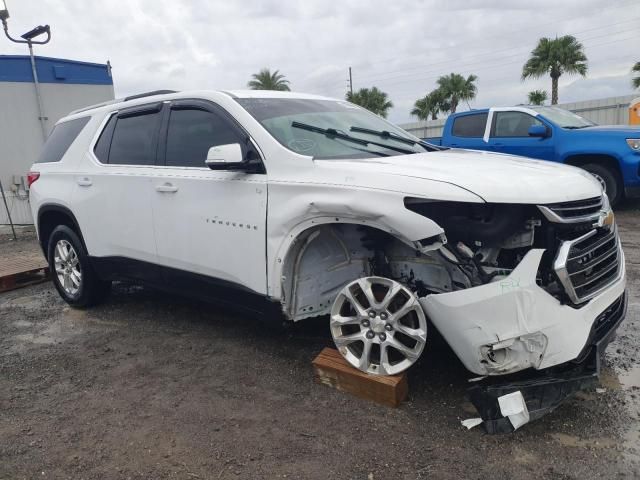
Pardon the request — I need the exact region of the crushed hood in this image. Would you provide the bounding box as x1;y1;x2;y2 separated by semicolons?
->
317;148;602;204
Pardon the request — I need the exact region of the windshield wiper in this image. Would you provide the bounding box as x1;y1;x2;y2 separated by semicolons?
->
349;126;444;152
563;125;590;129
292;121;415;155
349;126;417;146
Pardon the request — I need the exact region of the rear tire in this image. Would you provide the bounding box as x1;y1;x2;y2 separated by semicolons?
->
581;163;622;207
48;225;111;307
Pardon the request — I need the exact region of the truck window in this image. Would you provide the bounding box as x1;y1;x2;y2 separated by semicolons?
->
451;113;488;137
36;117;90;163
492;111;543;137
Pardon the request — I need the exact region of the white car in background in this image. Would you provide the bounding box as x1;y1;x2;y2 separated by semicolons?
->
28;90;626;432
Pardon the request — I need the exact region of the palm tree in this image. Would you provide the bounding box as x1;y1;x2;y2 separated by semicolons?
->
411;89;450;120
247;68;290;91
633;62;640;90
522;36;587;105
346;87;393;118
435;73;478;113
528;90;548;106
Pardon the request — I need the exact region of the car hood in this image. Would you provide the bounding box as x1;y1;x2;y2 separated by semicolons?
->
570;125;640;136
316;148;602;204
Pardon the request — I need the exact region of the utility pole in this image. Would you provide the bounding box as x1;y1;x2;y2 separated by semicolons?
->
348;67;353;96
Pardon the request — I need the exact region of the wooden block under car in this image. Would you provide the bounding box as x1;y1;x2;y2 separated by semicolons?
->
312;347;408;408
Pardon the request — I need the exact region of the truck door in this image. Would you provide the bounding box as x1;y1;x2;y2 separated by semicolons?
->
487;110;555;160
446;112;489;149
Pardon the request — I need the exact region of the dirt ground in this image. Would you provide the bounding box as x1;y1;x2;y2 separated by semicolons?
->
1;204;639;480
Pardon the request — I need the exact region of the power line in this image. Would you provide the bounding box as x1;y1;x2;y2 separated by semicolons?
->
347;20;640;85
321;30;639;94
372;35;639;92
346;0;639;70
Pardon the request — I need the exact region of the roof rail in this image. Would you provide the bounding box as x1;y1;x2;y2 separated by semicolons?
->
67;89;179;116
68;98;122;116
124;90;177;101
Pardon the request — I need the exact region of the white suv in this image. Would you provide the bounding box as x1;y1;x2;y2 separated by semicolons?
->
29;90;626;431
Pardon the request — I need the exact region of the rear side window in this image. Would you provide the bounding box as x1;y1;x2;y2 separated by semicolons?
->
108;110;162;165
36;117;90;163
451;113;488;137
165;108;247;168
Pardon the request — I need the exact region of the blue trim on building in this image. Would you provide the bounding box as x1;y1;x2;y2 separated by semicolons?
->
0;55;113;85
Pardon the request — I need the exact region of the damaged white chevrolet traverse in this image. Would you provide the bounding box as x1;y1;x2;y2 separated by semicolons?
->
29;90;626;432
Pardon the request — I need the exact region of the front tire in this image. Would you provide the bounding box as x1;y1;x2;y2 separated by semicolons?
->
330;277;427;376
581;163;622;207
48;225;111;307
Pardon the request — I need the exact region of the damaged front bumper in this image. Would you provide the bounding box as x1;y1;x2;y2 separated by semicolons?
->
468;291;627;433
419;248;626;376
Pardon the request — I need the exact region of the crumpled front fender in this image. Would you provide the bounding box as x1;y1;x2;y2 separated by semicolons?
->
419;248;626;376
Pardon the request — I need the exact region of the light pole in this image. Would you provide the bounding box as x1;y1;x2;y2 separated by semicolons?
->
0;1;51;239
1;0;51;141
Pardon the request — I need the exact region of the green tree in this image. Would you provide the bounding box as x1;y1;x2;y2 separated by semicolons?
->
633;62;640;89
411;89;450;120
247;68;291;91
527;90;548;106
346;87;393;118
522;36;587;105
435;73;478;113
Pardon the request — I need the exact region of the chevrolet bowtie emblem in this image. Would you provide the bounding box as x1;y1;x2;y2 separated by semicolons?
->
595;209;615;229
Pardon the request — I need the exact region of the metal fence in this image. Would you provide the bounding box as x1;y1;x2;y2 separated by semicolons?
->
399;94;638;139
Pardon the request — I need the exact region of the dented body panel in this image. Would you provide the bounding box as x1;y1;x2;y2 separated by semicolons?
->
421;249;626;376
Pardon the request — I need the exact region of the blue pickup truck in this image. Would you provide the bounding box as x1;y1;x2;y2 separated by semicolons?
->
424;106;640;205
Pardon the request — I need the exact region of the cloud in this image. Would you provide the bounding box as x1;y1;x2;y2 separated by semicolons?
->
2;0;637;123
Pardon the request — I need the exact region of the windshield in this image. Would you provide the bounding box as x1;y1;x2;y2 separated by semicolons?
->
530;106;596;129
235;98;429;159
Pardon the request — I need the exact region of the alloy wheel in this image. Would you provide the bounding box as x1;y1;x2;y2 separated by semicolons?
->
330;277;427;375
53;239;82;296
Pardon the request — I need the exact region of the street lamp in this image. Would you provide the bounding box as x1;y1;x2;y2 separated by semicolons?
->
1;0;51;141
0;0;51;239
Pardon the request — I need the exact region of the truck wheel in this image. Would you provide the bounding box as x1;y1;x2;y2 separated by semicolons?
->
48;225;111;307
581;163;622;207
330;276;427;376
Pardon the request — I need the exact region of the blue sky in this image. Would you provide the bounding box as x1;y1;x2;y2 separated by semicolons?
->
2;0;638;123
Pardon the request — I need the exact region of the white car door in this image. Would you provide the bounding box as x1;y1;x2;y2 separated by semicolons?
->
150;99;268;295
72;103;162;275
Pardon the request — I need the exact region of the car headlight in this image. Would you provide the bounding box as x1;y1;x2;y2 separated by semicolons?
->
627;138;640;151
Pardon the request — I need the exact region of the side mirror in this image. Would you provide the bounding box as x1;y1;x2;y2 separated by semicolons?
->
206;143;244;170
528;125;548;138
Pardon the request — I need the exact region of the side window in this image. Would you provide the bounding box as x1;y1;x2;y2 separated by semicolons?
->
93;114;116;163
165;108;246;168
492;111;543;137
451;113;488;138
36;117;90;163
108;110;162;165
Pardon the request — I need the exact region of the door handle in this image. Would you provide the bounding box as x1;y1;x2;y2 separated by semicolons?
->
155;183;178;193
77;177;92;187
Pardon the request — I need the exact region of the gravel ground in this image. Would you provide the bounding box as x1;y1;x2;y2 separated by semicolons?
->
1;205;639;480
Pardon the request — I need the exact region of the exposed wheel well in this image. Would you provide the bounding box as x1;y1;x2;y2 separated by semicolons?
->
37;206;86;260
564;154;622;181
280;223;455;322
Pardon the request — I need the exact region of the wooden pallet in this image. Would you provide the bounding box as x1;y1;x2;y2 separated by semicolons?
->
0;254;50;293
312;347;408;408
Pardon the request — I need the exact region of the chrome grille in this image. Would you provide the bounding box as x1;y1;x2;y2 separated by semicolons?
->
554;226;621;304
539;196;603;223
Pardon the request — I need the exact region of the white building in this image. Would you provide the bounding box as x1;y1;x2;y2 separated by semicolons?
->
0;55;114;224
